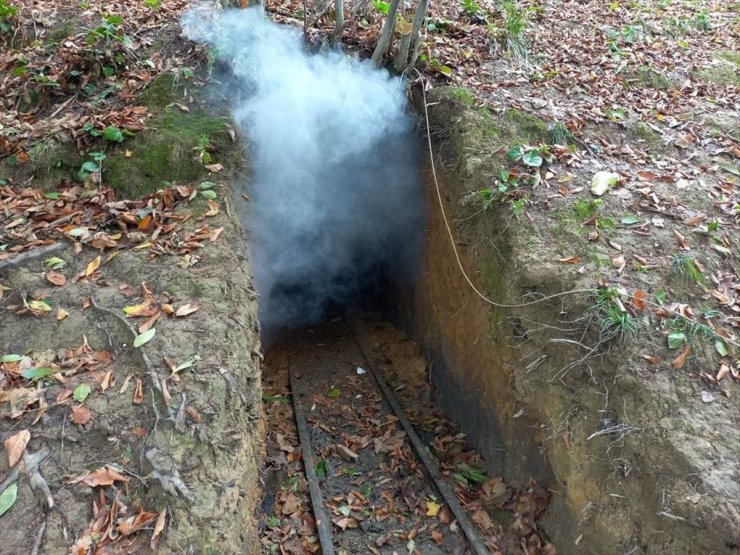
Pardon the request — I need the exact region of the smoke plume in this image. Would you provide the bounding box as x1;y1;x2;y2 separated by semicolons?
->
182;7;424;336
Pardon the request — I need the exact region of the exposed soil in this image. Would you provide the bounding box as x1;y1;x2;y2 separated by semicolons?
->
0;184;262;553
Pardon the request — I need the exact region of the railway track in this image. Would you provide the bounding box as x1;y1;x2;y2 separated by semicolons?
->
259;318;553;555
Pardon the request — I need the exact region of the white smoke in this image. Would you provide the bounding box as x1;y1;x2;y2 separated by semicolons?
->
182;6;424;336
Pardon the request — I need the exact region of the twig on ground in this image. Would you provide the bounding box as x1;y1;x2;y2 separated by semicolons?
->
90;295;162;394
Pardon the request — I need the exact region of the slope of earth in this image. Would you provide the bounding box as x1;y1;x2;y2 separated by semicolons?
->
1;1;263;553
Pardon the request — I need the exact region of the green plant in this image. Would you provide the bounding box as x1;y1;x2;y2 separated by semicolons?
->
373;0;390;15
509;197;528;217
692;10;710;31
0;0;18;33
595;288;641;341
77;151;106;181
670;254;707;285
506;143;553;168
488;1;528;62
144;0;161;10
195;135;214;165
461;0;484;20
550;122;574;146
87;15;132;46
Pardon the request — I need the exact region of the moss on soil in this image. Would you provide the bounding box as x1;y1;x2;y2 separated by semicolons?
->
628;121;663;150
627;65;673;89
104;73;238;198
697;61;740;86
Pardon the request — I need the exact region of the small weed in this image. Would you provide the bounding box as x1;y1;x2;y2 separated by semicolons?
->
460;0;486;22
595;288;641;341
509;197;528;218
372;0;390;15
144;0;161;10
572;199;601;220
488;1;528;62
670;254;707;285
87;15;132;46
77;151;106;182
692;10;710;31
195;135;214;165
506;143;553;168
0;0;18;33
550;122;574;146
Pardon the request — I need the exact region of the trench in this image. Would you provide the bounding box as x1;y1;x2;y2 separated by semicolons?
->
255;155;555;554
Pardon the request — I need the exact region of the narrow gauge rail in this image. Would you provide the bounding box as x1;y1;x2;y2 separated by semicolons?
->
285;324;489;555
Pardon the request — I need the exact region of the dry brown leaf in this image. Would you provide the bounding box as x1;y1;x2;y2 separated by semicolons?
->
205;200;220;217
56;307;70;320
70;404;92;425
431;530;444;545
117;510;159;536
673;229;688;250
46;271;67;286
642;354;659;365
175;303;199;317
204;163;224;173
133;377;144;405
632;290;647;311
671;345;690;370
150;508;167;549
71;466;129;487
161;303;174;316
4;429;30;467
557;255;582;264
612;255;626;272
716;364;730;382
210;227;224;242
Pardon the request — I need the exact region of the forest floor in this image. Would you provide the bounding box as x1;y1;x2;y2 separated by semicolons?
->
1;0;738;553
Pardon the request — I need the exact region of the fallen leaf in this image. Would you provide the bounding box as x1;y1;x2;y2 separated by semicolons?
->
590;171;619;196
175;304;199;317
85;256;101;277
204;163;223;173
56;307;70;320
70;404;92;425
118;510;159;536
0;483;18;517
4;429;30;467
150;508;167;549
642;354;659;365
133;328;156;348
673;229;688;250
632;290;647;310
71;466;129;487
46;271;66;286
426;501;441;517
133;378;144;404
716;364;730;382
205;200;220;217
210;227;224;242
557;256;582;264
671;345;690;369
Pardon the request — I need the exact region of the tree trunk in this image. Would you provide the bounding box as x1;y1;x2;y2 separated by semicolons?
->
371;0;401;67
405;0;429;70
393;0;429;72
331;0;345;43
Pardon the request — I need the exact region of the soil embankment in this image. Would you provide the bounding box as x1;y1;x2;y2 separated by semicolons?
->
396;86;740;554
